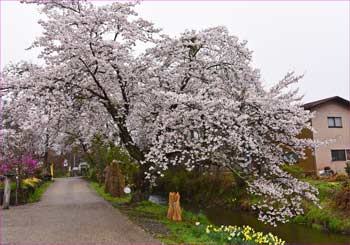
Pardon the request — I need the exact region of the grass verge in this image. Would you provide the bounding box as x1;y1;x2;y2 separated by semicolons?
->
27;181;52;203
90;181;211;243
292;180;350;234
89;181;285;244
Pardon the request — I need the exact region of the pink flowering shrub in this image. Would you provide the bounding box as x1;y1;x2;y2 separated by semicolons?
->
0;155;39;177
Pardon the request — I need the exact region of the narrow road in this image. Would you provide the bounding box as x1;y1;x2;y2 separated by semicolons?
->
1;177;159;244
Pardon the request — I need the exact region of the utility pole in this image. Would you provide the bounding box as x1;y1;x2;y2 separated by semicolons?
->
73;154;76;177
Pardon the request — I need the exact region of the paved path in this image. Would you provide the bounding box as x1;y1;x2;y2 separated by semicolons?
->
1;177;159;244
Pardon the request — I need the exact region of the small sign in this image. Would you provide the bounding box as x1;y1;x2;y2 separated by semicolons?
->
123;187;131;194
63;159;68;167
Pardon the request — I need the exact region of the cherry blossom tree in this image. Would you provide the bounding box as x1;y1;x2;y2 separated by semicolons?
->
0;85;40;177
1;62;67;171
3;0;161;201
1;61;117;170
1;0;322;225
139;28;320;225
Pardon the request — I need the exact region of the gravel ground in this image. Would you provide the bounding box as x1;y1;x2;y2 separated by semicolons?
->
1;177;159;244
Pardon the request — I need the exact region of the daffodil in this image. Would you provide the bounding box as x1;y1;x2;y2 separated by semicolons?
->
199;223;284;245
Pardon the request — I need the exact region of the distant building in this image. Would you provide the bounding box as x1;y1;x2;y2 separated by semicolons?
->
298;96;350;174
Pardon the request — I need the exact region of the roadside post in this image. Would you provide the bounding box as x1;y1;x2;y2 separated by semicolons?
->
50;163;54;181
2;172;15;209
15;167;19;206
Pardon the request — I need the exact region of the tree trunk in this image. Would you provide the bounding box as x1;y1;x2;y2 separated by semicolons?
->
106;104;151;202
3;176;11;209
42;133;51;177
131;163;151;203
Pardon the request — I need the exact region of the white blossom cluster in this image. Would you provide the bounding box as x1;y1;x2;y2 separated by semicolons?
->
1;0;322;225
140;29;322;224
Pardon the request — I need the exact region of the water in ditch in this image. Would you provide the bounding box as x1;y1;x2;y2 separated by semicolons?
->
149;194;350;244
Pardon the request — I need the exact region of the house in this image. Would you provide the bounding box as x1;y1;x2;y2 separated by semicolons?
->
298;96;350;174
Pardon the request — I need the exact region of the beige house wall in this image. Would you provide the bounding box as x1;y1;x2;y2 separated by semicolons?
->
311;102;350;173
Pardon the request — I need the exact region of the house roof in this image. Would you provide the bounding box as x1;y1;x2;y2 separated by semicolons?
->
303;96;350;110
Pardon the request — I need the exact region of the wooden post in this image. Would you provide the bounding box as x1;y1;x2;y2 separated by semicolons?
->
3;176;11;209
167;192;182;221
15;168;19;206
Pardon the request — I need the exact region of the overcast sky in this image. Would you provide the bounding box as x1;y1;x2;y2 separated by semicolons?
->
1;1;349;103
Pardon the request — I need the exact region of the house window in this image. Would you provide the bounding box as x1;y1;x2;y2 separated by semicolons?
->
331;150;346;161
346;150;350;160
328;117;342;128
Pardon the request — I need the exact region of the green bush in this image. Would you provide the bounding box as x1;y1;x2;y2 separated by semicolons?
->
342;180;350;188
84;137;138;184
154;168;236;207
0;181;17;191
335;173;348;182
0;178;50;205
282;164;305;178
328;218;342;232
88;168;98;182
306;180;341;201
292;179;350;233
293;215;307;223
345;161;350;177
334;181;350;211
